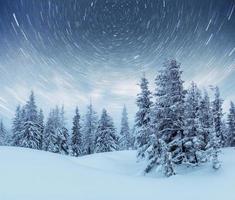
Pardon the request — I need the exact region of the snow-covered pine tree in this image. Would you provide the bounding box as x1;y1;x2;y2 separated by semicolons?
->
70;107;82;156
38;109;44;150
183;82;205;165
18;92;42;149
12;105;22;146
43;106;69;155
82;103;98;155
59;106;69;155
119;105;131;150
0;120;6;145
135;75;153;160
221;120;229;147
153;59;185;164
43;110;55;151
198;89;221;170
144;59;185;176
145;135;175;177
212;86;224;147
198;90;214;150
227;101;235;147
208;129;221;170
95;109;119;153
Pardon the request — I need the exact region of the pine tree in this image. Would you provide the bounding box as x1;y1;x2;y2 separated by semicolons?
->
0;120;6;145
212;87;224;147
135;75;153;160
82;103;98;155
154;59;185;163
227;101;235;147
145;136;175;177
38;109;44;150
43;106;69;155
95;109;119;153
12;105;22;146
43;110;55;151
183;82;205;165
59;106;69;155
144;59;185;176
119;105;131;150
15;92;41;149
209;130;221;170
198;90;214;150
70;107;82;156
221;120;229;147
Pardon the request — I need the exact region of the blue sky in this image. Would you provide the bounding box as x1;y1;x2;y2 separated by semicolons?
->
0;0;234;129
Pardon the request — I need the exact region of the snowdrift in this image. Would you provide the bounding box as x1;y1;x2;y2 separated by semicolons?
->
0;146;234;200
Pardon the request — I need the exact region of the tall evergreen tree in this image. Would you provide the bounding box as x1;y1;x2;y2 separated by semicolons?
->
227;101;235;147
145;59;185;175
212;87;224;147
70;107;82;156
154;60;185;161
119;105;131;150
95;109;119;153
183;82;204;165
82;103;98;155
135;75;153;160
14;92;41;149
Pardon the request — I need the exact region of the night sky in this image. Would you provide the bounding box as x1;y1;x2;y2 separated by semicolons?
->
0;0;234;128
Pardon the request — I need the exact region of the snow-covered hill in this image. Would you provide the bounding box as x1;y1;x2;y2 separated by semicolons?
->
0;147;234;200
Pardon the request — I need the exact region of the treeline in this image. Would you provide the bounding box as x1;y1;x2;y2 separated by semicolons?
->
0;58;235;177
135;59;235;176
0;93;134;156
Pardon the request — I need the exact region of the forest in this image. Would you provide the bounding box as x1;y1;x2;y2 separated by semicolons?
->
0;59;235;177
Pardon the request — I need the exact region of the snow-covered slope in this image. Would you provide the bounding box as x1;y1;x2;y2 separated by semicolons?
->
0;147;234;200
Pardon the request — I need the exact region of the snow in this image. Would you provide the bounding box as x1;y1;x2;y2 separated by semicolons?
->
0;147;234;200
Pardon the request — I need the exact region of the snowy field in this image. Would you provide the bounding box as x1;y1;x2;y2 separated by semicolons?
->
0;147;234;200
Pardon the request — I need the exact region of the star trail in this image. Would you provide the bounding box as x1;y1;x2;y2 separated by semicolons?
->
0;0;234;127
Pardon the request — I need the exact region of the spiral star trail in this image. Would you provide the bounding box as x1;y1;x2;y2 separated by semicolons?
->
0;0;234;127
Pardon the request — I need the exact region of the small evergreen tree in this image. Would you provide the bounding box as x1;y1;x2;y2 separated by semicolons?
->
12;105;22;146
82;103;98;155
38;109;44;150
43;106;69;155
95;109;119;153
212;87;224;147
227;101;235;147
198;90;214;150
43;110;55;151
209;130;221;170
145;136;175;176
135;75;153;160
119;105;131;150
70;107;82;156
183;82;205;165
59;106;69;155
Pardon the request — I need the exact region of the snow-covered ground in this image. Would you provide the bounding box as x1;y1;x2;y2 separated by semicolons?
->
0;147;234;200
